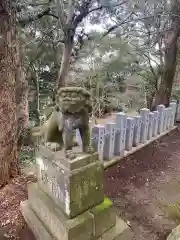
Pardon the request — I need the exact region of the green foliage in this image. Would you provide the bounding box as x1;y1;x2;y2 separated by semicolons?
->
20;146;36;165
67;33;140;116
17;0;174;121
171;86;180;101
140;70;157;96
18;12;61;125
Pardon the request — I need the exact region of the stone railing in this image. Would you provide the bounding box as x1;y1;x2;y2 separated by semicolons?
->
76;101;178;168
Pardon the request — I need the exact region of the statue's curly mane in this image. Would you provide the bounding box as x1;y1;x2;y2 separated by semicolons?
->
57;87;92;113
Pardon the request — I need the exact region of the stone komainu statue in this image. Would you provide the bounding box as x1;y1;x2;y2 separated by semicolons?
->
44;87;93;158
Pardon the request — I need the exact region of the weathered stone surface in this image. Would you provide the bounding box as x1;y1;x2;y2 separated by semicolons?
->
36;154;104;218
96;217;133;240
28;183;94;240
170;101;177;127
57;152;99;170
147;112;154;140
133;116;142;147
37;146;99;170
140;108;150;143
20;201;55;240
157;105;165;134
114;113;127;157
125;118;135;151
21;199;132;240
163;108;169;131
91;125;105;161
167;225;180;240
103;123;116;161
176;100;180;122
166;107;172;130
152;111;159;137
89;197;116;238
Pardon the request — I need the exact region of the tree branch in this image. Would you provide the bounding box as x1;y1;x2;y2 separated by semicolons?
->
88;1;127;15
46;12;59;19
18;8;51;26
67;0;75;23
18;0;54;26
101;13;172;40
73;0;92;28
54;0;66;31
88;5;103;14
101;13;133;39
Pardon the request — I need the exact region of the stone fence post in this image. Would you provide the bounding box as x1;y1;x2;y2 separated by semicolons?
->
91;125;105;161
152;111;159;137
114;112;127;157
157;105;165;134
133;116;142;147
103;122;116;161
140;108;150;143
170;101;177;126
125;117;135;151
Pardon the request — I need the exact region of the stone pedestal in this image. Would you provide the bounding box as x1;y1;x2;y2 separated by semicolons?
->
21;147;132;240
36;147;104;218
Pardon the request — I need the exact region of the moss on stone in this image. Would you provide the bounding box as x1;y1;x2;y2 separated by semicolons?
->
69;162;104;217
166;201;180;224
90;197;113;215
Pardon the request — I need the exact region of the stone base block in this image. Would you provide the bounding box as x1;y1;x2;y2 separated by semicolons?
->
89;197;116;238
28;183;94;240
97;217;133;240
20;201;54;240
20;201;132;240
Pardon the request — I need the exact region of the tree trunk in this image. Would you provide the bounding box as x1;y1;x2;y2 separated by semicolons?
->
152;0;180;109
152;31;179;109
56;42;73;88
146;92;155;110
16;43;29;150
0;1;19;187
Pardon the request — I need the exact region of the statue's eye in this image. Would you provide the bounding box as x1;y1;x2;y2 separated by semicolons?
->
55;106;60;112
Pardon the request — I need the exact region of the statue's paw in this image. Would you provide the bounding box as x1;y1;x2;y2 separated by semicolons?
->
73;141;78;147
46;142;61;152
65;150;76;160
